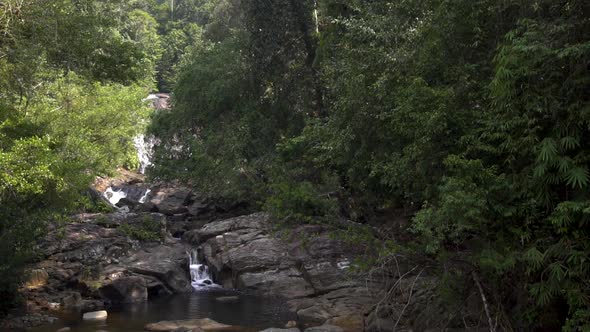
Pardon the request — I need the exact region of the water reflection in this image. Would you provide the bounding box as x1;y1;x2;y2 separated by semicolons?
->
30;290;295;332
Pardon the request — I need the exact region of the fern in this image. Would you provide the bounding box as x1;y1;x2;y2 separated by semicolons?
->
560;136;580;151
565;166;589;189
524;247;545;272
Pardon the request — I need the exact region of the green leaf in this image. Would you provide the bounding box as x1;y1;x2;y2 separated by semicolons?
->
565;167;589;189
560;136;580;151
524;247;545;271
537;138;558;163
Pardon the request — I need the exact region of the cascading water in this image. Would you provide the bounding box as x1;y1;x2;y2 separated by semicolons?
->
101;133;154;210
104;187;127;206
134;134;155;174
188;249;219;289
138;189;151;204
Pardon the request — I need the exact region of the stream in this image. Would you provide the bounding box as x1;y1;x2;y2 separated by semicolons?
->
23;117;294;332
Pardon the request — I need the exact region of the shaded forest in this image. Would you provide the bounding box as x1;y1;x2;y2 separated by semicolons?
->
1;0;589;330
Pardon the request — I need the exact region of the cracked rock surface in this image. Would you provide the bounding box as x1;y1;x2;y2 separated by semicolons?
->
184;213;374;332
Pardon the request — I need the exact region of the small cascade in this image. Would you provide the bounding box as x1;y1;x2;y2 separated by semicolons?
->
103;186;151;213
103;187;127;206
188;249;219;289
138;189;152;204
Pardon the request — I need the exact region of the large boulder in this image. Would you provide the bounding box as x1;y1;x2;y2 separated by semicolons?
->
99;276;148;304
189;213;373;331
150;187;193;215
121;243;192;294
28;212;192;312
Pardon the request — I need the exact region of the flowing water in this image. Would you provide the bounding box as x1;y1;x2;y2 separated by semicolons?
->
133;134;155;174
188;249;220;289
103;187;127;206
30;105;298;332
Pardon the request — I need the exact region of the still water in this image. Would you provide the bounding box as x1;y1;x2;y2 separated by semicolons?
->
29;289;296;332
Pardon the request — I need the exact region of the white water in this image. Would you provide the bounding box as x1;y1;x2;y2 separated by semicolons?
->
188;249;219;289
134;135;155;174
104;187;127;205
138;189;151;204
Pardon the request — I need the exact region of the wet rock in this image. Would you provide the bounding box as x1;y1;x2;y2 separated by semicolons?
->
144;318;234;331
82;310;107;320
57;327;71;332
121;244;192;293
99;276;147;304
259;329;301;332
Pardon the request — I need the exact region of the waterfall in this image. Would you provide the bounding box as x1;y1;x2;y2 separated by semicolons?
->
188;249;218;289
134;134;155;174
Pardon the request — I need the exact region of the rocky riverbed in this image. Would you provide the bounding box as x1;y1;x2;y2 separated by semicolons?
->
1;174;434;332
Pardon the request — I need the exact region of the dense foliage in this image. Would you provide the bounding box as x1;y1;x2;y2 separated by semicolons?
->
1;0;589;329
149;0;590;329
0;0;157;311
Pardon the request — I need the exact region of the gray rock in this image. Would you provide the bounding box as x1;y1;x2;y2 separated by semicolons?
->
192;212;373;331
297;306;332;325
99;277;147;304
122;244;192;293
187;201;209;216
259;329;301;332
150;187;192;215
237;269;314;298
304;325;344;332
60;292;82;308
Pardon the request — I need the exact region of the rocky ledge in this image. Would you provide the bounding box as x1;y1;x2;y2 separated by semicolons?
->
22;212;192;314
8;178;421;331
183;213;375;331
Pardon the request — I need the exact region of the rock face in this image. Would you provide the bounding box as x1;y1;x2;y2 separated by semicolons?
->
150;187;193;215
99;276;148;303
25;212;192;312
184;213;373;331
20;171;410;331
